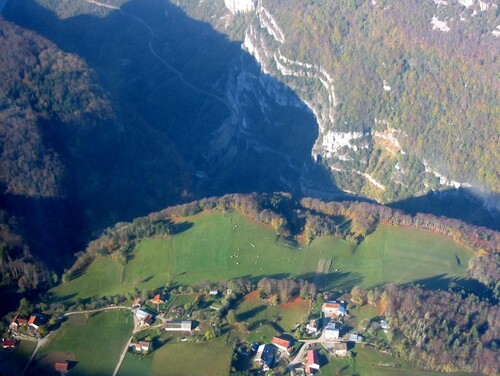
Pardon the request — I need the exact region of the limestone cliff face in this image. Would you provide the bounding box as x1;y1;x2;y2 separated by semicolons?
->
181;0;498;209
224;0;255;14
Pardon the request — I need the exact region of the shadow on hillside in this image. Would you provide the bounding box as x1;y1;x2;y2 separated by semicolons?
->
408;274;495;302
297;271;364;292
237;305;267;323
1;0;331;267
0;193;86;271
390;188;500;231
171;220;193;234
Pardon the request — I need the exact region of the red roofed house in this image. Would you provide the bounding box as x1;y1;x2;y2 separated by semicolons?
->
139;341;151;352
305;349;320;374
9;314;29;332
2;339;17;349
28;315;39;330
322;301;346;318
152;294;164;304
132;341;151;353
132;298;141;308
271;336;292;353
54;361;69;373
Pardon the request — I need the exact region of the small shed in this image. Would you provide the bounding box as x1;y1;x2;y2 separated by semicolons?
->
54;361;69;373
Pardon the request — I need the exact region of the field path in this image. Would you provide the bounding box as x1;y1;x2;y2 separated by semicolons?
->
113;314;166;376
112;335;133;376
63;305;129;317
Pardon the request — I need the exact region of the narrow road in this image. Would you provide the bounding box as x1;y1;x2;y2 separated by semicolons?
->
113;315;166;376
20;333;51;376
20;306;129;375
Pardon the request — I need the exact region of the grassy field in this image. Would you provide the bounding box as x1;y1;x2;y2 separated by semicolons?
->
320;345;481;376
28;310;133;376
118;334;232;376
52;211;472;301
235;291;309;343
0;339;36;376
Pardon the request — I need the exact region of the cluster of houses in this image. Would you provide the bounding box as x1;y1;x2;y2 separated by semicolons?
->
9;313;46;337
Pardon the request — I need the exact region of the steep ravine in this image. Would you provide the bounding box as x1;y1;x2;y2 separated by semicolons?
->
176;0;499;220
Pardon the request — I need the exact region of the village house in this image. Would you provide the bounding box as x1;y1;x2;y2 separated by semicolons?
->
54;361;69;373
131;297;141;308
164;320;192;332
209;290;219;296
331;342;348;356
323;322;340;340
306;319;319;334
151;294;165;305
255;344;275;371
1;339;17;349
9;314;28;332
131;340;151;353
322;301;346;318
135;309;155;326
28;315;39;330
349;333;363;343
305;349;320;374
271;336;292;353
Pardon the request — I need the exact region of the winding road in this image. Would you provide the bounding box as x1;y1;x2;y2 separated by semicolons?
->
86;0;235;116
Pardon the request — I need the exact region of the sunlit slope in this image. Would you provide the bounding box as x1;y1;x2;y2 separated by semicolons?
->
52;212;471;300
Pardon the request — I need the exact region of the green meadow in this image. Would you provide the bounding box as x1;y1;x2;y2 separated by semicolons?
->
118;334;232;376
0;340;36;376
320;345;481;376
52;211;472;301
28;310;133;376
235;291;309;343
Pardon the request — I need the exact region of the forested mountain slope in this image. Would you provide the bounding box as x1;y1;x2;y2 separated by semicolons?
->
0;0;319;289
177;0;499;205
0;16;193;288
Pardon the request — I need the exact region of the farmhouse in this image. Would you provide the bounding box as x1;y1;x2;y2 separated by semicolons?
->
306;319;318;334
152;294;164;304
271;336;292;352
332;342;348;356
1;339;16;349
135;309;155;326
28;315;40;330
323;322;340;340
349;333;363;342
322;301;346;318
9;314;28;332
140;341;151;352
132;341;151;353
132;298;141;308
165;320;192;332
54;361;69;373
305;349;320;374
255;344;275;371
